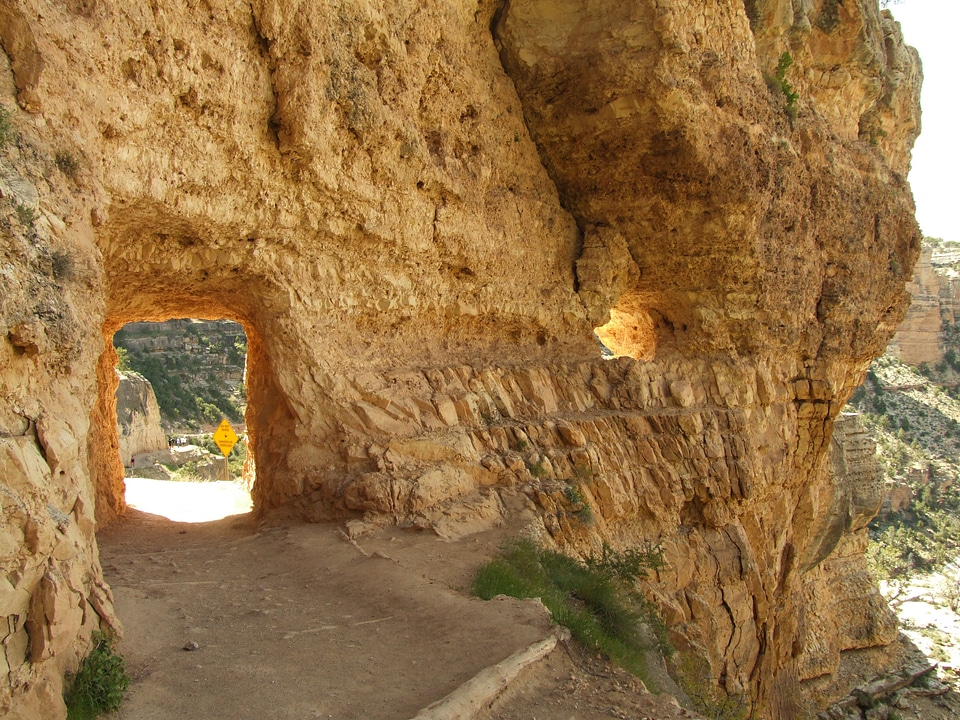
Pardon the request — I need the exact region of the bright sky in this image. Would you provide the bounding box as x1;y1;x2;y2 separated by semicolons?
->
887;2;960;241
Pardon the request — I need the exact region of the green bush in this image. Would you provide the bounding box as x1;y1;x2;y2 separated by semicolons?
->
14;203;35;227
585;542;666;585
65;631;129;720
473;538;667;685
774;52;800;121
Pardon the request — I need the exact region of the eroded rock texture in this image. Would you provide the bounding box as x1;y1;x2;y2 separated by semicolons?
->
0;0;920;717
114;371;166;466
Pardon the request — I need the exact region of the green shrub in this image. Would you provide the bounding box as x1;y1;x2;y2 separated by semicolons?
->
65;631;129;720
115;346;132;372
14;203;35;227
473;538;667;686
585;542;665;585
774;52;799;121
526;458;547;478
565;485;585;506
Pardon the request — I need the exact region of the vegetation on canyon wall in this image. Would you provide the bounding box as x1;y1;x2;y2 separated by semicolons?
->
114;320;246;432
851;356;960;584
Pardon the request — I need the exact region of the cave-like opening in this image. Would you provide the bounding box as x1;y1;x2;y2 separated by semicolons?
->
88;293;298;527
112;318;252;522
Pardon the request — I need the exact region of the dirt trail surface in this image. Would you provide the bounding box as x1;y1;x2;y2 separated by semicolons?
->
99;507;558;720
98;478;711;720
96;481;960;720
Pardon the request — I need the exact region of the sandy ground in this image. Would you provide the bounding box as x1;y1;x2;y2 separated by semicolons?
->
883;569;960;681
100;511;556;719
100;479;704;720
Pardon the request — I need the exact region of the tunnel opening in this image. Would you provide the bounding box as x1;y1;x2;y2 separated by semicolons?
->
89;296;301;527
112;318;253;522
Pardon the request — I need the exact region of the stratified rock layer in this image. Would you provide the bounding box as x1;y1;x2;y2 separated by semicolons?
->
887;242;960;366
0;1;920;718
114;371;167;466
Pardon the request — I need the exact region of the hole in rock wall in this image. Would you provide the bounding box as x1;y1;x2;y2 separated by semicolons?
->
112;319;252;523
594;292;658;361
89;302;304;527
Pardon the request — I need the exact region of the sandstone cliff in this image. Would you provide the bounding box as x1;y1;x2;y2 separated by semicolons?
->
114;370;167;466
887;241;960;366
0;0;921;717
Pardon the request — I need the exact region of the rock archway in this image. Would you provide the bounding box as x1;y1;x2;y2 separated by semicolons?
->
86;219;308;522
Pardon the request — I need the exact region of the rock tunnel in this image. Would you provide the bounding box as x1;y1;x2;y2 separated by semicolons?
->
0;0;926;717
91;279;300;523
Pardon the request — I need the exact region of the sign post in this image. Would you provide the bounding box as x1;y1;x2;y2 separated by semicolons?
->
212;418;239;481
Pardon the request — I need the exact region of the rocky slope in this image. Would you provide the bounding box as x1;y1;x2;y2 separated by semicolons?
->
0;1;921;718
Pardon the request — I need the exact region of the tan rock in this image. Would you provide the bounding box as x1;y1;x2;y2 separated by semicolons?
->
115;370;168;464
0;0;924;717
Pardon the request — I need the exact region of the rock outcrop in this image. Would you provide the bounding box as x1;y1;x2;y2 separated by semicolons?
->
0;1;921;718
887;246;943;364
115;371;166;466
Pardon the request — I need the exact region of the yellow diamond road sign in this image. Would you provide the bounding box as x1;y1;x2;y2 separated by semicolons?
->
213;418;239;457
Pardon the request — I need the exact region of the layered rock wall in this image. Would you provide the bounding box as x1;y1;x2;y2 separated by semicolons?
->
887;243;960;365
115;371;167;466
0;0;921;717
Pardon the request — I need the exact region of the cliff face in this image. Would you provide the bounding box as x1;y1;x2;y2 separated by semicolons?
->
887;243;960;366
0;0;921;718
114;371;166;465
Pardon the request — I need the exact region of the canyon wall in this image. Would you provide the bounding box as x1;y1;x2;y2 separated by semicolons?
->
0;0;921;717
114;371;167;466
887;243;960;366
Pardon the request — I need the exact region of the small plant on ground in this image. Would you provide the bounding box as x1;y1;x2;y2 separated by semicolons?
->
526;458;547;478
0;106;15;148
565;485;586;506
56;150;80;179
14;203;36;226
563;485;595;525
473;538;668;688
65;631;130;720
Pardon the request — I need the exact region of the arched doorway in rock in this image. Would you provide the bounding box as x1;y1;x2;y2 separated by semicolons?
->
112;318;251;521
89;301;300;527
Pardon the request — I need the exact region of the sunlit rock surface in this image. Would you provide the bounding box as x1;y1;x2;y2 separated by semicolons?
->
0;0;921;717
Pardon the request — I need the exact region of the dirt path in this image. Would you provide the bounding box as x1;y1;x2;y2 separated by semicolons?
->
99;508;555;720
